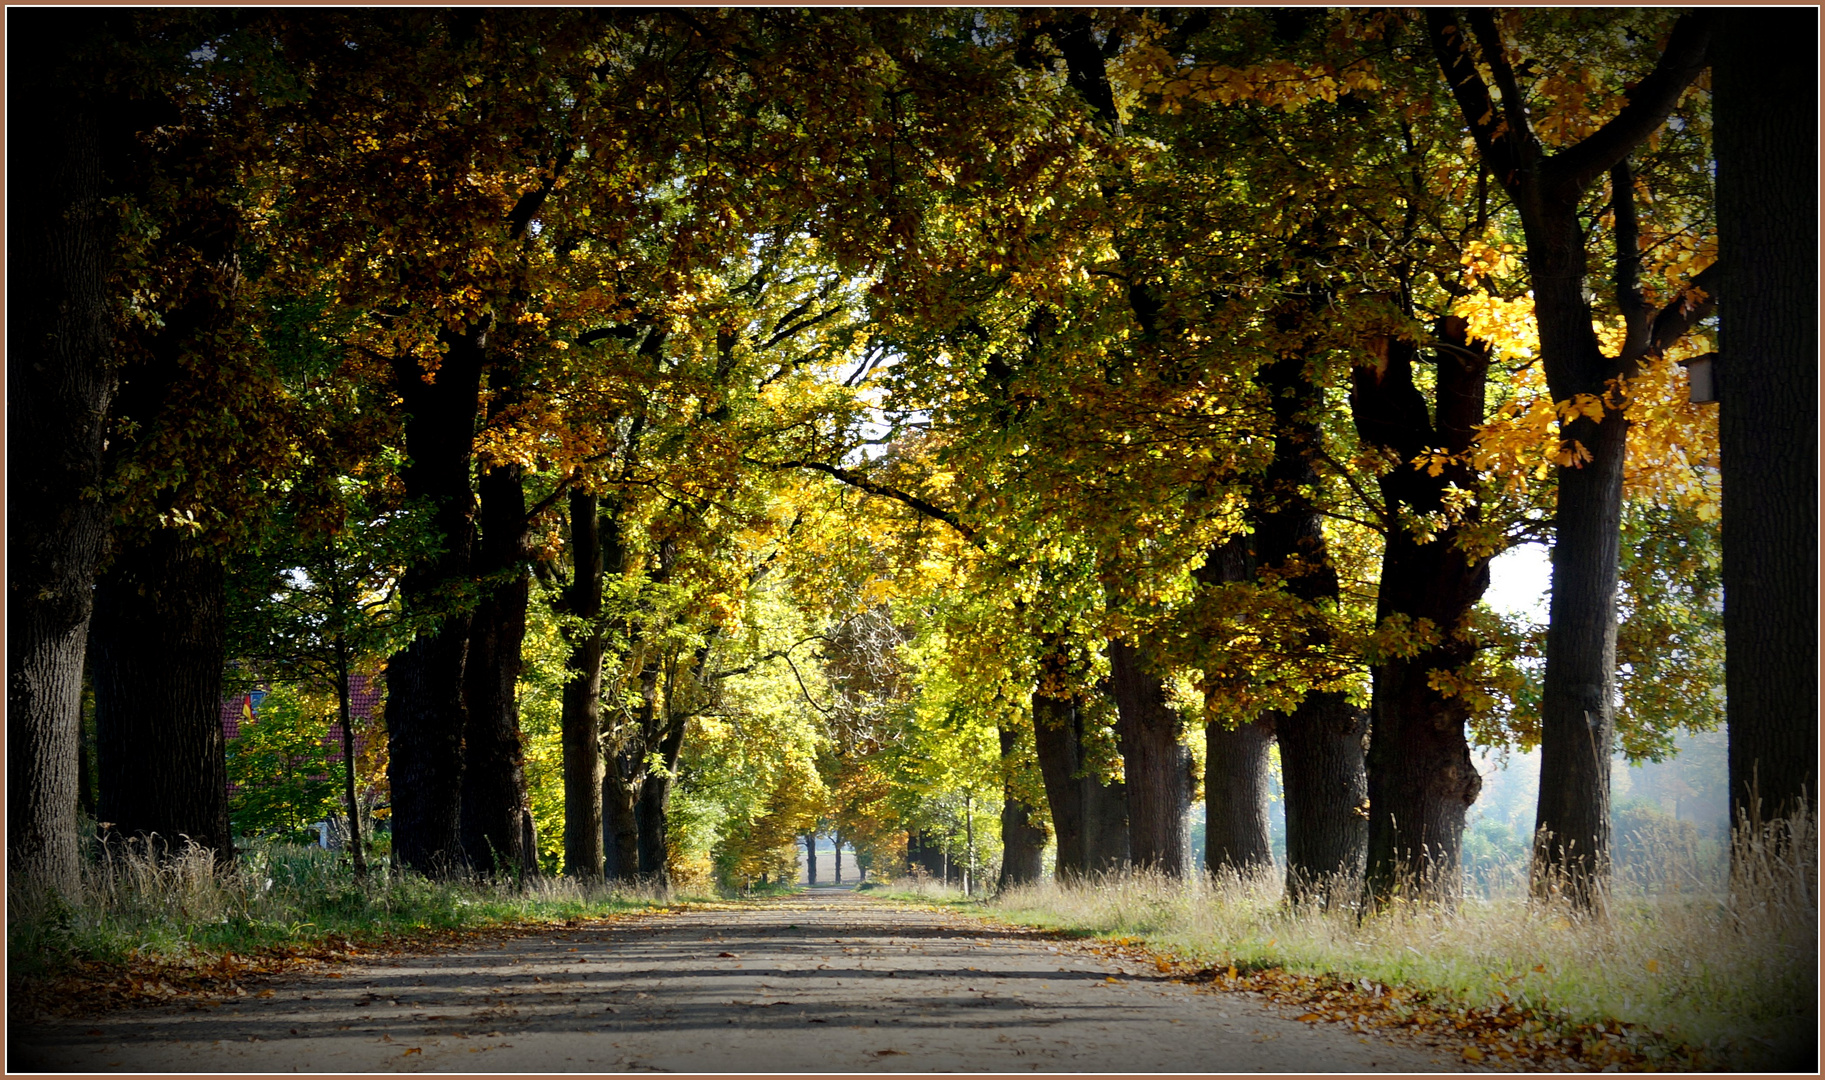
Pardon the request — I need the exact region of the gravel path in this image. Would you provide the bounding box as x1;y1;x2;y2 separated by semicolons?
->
12;887;1459;1072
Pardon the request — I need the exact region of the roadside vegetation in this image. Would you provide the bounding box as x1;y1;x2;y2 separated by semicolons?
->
6;831;698;1011
885;809;1815;1072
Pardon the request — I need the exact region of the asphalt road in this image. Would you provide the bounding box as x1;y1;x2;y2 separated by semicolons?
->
12;888;1459;1072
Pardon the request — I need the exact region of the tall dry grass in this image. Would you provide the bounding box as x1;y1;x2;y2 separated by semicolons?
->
977;809;1815;1070
7;830;694;982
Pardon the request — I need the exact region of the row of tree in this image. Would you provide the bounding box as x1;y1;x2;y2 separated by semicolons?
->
11;9;1813;911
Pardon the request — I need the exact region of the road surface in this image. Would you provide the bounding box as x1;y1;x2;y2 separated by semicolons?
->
13;888;1460;1072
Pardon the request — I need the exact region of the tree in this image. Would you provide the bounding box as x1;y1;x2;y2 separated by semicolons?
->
86;10;304;865
1712;7;1818;831
556;489;611;881
1427;8;1715;905
230;485;430;880
8;11;136;895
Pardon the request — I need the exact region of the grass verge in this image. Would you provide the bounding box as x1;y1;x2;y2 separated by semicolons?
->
884;812;1815;1072
7;836;703;1016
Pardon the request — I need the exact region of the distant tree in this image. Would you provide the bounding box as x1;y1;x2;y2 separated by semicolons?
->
231;486;432;880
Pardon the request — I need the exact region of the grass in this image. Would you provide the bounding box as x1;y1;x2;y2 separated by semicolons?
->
885;811;1814;1071
6;833;702;988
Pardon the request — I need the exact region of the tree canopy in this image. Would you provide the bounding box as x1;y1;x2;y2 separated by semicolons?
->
14;9;1778;911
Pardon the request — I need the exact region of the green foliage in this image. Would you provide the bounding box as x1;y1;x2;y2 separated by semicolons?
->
517;590;574;876
226;685;342;843
1614;501;1725;761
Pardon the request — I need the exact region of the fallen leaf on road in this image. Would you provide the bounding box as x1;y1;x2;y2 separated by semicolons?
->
403;1048;422;1057
875;1050;905;1056
718;951;738;958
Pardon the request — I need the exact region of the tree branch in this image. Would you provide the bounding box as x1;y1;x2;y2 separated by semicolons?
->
1464;11;1532;154
1648;260;1721;357
1427;10;1520;180
1610;158;1656;364
751;457;977;543
1542;10;1715;200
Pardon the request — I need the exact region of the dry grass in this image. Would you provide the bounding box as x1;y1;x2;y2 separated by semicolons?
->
976;811;1815;1070
7;832;694;984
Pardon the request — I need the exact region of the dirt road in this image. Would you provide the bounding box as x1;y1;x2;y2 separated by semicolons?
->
13;888;1459;1072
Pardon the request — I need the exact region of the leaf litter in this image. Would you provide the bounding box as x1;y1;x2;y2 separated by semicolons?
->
1069;935;1716;1071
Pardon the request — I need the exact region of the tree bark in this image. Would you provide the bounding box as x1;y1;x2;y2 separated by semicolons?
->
1713;7;1819;831
1194;534;1281;877
7;12;124;897
560;489;607;881
996;724;1048;890
1277;694;1367;902
1032;657;1129;881
91;528;233;862
804;833;819;885
1031;688;1088;880
1204;718;1275;874
1531;414;1625;898
461;457;534;881
636;715;687;885
1107;639;1191;876
334;644;368;882
1247;340;1369;903
602;761;641;885
384;325;486;877
1353;323;1492;907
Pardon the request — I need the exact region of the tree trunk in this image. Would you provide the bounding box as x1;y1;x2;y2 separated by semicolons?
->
602;762;641;885
636;715;686;886
1031;688;1088;880
996;724;1048;890
1195;534;1279;877
834;831;845;885
91;528;233;862
1234;336;1371;903
1277;694;1367;903
1032;638;1129;881
384;325;485;877
1514;172;1635;906
1532;413;1626;900
1107;639;1191;876
1204;718;1275;874
560;489;606;882
907;829;944;879
1032;681;1129;881
1713;8;1819;831
1353;324;1491;907
461;459;533;881
804;833;818;885
7;14;122;896
1083;771;1130;874
334;645;368;882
